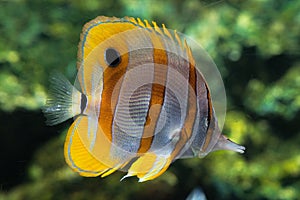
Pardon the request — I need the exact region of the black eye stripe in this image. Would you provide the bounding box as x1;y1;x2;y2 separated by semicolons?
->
105;48;121;67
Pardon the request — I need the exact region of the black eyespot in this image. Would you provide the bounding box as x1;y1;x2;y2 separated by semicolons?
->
104;48;121;67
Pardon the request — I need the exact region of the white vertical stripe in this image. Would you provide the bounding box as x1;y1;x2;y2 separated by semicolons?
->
150;33;190;154
110;29;155;161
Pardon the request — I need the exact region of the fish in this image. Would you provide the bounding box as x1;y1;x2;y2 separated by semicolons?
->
186;187;207;200
43;16;245;182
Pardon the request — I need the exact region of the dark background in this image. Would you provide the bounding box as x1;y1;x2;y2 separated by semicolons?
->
0;0;299;199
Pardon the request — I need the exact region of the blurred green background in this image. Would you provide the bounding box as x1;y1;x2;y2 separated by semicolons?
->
0;0;300;199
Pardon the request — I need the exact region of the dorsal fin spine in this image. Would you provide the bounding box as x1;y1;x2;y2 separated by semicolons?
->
185;39;195;66
162;24;173;40
152;21;163;35
137;18;146;27
174;30;183;50
128;17;138;24
144;19;152;29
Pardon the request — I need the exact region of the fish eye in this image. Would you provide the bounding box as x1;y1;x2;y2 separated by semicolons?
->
104;48;121;67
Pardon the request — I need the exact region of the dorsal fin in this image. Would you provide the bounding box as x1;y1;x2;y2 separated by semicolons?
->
137;18;146;28
184;39;195;66
122;17;189;52
152;21;164;35
174;30;183;50
80;16;195;66
143;19;152;29
127;17;138;24
162;24;174;41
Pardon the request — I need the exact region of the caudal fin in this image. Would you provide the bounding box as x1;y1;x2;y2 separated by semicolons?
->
42;73;82;125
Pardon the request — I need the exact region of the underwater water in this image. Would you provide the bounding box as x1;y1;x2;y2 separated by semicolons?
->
0;0;300;199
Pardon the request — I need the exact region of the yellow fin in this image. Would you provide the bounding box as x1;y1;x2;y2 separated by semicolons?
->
64;116;110;177
137;18;146;27
126;153;156;178
174;30;183;50
127;16;138;24
138;155;172;182
144;19;152;29
162;24;174;40
125;153;172;182
152;21;163;35
101;162;129;178
185;39;195;67
101;167;118;178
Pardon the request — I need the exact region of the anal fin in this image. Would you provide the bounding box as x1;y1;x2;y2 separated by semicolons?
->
101;162;129;178
64;116;110;177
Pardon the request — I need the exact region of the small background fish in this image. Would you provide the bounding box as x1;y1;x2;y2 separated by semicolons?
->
186;187;207;200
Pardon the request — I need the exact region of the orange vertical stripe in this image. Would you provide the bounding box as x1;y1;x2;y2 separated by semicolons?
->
99;52;129;142
170;52;198;159
137;36;168;153
199;83;214;152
